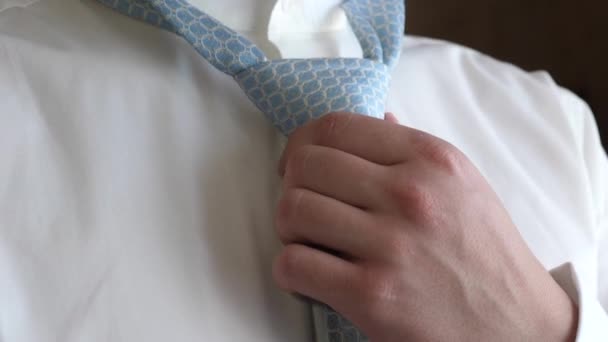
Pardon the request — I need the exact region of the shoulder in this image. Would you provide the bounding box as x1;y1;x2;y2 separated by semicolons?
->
391;35;608;233
398;35;562;92
393;35;593;145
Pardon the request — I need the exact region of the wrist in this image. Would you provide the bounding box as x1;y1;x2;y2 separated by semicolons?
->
536;277;579;342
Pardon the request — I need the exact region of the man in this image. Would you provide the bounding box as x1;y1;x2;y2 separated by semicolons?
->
0;0;606;341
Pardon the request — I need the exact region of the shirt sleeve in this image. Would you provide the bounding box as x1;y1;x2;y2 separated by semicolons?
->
549;89;608;340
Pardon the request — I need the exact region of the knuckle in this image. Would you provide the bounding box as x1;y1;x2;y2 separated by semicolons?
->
357;270;398;317
417;136;465;175
316;112;353;144
382;234;409;260
388;176;437;223
275;189;305;242
274;245;305;286
283;146;314;183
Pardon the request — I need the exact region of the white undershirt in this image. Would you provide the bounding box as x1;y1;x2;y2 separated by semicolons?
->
0;0;607;340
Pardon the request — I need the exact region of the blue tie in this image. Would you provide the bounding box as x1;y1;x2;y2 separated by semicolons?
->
96;0;405;340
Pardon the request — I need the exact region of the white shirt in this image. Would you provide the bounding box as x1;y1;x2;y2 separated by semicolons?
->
1;0;607;341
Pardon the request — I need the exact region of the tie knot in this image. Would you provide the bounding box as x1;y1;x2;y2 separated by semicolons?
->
235;58;391;135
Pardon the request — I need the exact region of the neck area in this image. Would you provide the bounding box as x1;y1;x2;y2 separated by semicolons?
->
188;0;345;33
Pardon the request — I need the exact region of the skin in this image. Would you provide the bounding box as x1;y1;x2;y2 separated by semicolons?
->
273;112;578;341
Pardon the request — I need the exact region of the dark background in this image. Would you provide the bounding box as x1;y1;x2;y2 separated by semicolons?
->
405;0;607;147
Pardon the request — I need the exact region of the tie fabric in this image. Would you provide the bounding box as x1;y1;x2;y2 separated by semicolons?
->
96;0;405;340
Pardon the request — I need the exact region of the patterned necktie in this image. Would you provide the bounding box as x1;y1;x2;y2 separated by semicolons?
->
96;0;405;340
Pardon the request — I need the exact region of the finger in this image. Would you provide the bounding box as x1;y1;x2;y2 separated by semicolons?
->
384;112;399;124
279;112;421;174
273;244;360;311
276;188;386;259
282;144;386;208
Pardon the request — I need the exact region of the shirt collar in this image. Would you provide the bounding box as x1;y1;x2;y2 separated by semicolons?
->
189;0;346;33
0;0;39;13
0;0;347;34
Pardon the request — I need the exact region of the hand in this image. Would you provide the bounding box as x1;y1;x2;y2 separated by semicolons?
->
273;112;578;341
